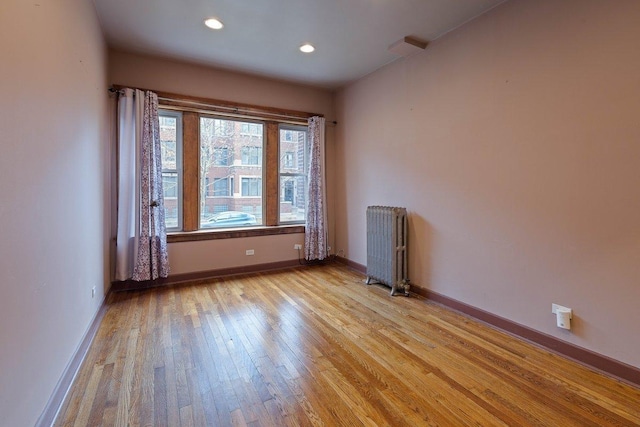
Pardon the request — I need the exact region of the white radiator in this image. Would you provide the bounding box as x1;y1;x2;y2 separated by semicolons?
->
365;206;410;296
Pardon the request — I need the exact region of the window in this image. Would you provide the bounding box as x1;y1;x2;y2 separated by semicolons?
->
281;130;294;142
213;177;231;197
241;123;262;136
213;119;231;136
205;177;232;197
241;177;262;197
241;146;262;165
283;179;294;202
200;117;263;227
279;125;307;223
213;147;230;166
159;110;182;230
156;92;318;235
283;151;294;169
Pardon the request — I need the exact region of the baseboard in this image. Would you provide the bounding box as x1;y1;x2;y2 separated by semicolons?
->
111;259;302;291
336;256;366;274
336;256;640;387
413;286;640;386
36;298;108;427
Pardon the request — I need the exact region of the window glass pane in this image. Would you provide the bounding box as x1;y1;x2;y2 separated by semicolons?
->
200;117;263;228
163;173;178;198
279;126;307;223
160;116;177;170
162;172;179;228
279;129;306;174
279;175;306;222
159;111;181;230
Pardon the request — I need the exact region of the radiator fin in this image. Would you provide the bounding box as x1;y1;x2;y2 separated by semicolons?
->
366;206;409;296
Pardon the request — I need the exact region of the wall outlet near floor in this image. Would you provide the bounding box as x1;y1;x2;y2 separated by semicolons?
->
246;249;255;256
294;244;302;250
91;286;96;298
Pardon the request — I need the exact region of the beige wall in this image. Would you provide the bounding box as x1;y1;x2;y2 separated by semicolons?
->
109;51;336;275
0;0;109;425
335;0;640;368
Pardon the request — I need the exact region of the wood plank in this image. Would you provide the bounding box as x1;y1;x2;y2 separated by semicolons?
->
265;121;279;226
182;111;199;231
55;265;640;427
72;364;103;427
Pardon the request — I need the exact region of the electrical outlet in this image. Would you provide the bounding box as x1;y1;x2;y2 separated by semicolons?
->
294;244;302;250
551;303;572;318
91;286;96;298
246;249;255;256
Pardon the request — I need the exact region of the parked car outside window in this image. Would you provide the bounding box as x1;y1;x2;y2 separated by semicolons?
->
201;211;257;228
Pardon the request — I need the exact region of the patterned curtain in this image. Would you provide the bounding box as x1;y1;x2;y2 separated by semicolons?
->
115;89;169;281
304;116;328;260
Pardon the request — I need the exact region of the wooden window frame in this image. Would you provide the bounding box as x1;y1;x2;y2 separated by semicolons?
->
130;88;322;242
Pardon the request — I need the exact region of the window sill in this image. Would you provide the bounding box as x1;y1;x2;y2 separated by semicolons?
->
167;225;305;243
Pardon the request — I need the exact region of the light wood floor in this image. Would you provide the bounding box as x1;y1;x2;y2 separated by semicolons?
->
55;264;640;426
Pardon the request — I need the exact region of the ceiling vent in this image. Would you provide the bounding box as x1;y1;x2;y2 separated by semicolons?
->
388;36;428;57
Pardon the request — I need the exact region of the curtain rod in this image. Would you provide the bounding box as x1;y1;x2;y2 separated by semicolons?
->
158;96;311;124
107;86;337;125
160;104;308;127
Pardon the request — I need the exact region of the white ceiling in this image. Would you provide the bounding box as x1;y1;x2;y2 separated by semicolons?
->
93;0;506;90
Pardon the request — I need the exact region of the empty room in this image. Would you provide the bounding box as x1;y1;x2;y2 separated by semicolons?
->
2;0;640;426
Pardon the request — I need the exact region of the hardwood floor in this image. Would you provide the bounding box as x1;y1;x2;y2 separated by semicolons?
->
55;264;640;426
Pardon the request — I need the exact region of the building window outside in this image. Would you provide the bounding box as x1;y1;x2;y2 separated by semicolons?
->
159;110;182;230
281;130;294;142
241;123;262;136
241;146;262;166
214;119;231;136
241;177;262;197
213;147;230;166
283;179;294;202
213;177;231;197
279;125;307;223
283;151;294;169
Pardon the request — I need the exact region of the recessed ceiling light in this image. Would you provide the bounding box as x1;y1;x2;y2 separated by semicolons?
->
204;18;224;30
299;44;315;53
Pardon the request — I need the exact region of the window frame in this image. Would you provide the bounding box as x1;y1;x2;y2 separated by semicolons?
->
146;88;321;241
